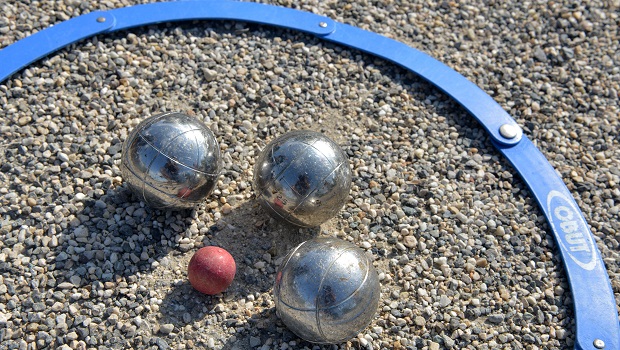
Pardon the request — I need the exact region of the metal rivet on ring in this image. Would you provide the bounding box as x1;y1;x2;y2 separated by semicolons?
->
318;22;328;28
593;339;605;349
499;124;519;139
97;17;106;23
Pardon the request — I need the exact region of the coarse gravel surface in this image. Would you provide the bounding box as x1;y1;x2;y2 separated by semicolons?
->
1;0;619;349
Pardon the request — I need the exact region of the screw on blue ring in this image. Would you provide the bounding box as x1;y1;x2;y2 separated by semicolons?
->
499;124;520;139
593;339;605;349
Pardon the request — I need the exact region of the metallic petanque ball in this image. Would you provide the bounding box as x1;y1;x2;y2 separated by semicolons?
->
253;130;352;227
274;237;381;344
120;112;221;210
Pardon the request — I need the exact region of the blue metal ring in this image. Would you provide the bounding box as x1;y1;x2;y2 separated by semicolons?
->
0;2;617;349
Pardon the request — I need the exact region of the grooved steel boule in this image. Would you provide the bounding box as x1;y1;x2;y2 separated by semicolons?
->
120;112;220;210
274;237;381;344
253;130;352;227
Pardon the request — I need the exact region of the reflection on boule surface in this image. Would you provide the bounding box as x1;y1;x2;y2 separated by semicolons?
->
121;112;220;209
253;130;351;227
274;237;380;344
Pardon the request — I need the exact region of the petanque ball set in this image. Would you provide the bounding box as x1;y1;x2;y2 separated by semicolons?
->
120;112;379;343
5;1;619;346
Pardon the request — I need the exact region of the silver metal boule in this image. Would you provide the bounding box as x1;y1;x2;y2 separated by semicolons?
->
120;112;220;210
274;237;381;344
253;130;352;227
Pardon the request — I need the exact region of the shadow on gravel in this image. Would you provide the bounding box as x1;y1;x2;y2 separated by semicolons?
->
219;306;330;350
219;307;279;350
54;182;195;285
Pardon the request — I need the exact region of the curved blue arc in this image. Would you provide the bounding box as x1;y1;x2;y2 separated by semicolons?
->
0;11;114;81
0;2;335;83
107;1;336;34
0;1;618;349
496;138;619;350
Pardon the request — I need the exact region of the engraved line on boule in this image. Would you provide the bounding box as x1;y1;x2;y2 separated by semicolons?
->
264;134;348;226
262;194;295;223
277;301;316;312
142;128;197;205
314;245;346;342
320;248;371;311
277;177;303;225
121;148;155;205
307;141;337;168
137;129;219;176
139;127;208;206
179;121;205;200
275;241;304;311
261;138;315;226
314;245;365;342
287;160;348;219
287;140;343;197
268;137;314;183
324;284;379;341
281;240;307;273
123;164;202;205
146;111;175;125
137;142;152;206
262;137;314;195
137;111;175;133
278;246;373;313
192;121;203;194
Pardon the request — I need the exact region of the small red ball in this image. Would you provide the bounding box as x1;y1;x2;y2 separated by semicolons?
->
188;246;236;295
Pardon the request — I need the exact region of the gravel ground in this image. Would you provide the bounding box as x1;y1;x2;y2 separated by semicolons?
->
1;0;619;349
